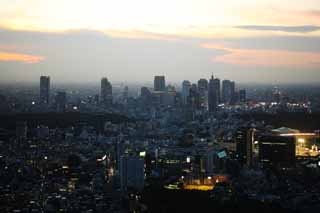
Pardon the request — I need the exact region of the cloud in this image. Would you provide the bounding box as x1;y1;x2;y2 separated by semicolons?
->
201;43;320;68
235;25;320;33
0;51;44;63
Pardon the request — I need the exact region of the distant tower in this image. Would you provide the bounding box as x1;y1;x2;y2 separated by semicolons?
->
182;80;191;105
222;80;235;104
101;77;113;106
197;79;208;108
239;89;246;103
208;75;220;112
40;76;50;104
154;76;166;91
55;91;67;112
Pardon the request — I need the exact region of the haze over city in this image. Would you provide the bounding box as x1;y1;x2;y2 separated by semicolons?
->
0;0;320;84
1;1;320;213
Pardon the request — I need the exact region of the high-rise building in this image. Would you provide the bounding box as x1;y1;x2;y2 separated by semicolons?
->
208;75;220;112
198;79;208;108
101;77;113;106
239;89;246;103
235;127;255;167
55;91;67;112
197;79;208;91
120;155;145;191
40;76;50;104
222;80;235;105
182;80;191;105
259;136;295;168
188;84;200;109
154;76;166;91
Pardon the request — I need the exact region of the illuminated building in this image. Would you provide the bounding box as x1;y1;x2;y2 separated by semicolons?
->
272;127;320;157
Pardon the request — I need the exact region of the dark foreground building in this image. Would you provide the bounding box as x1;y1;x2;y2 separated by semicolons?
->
258;135;295;168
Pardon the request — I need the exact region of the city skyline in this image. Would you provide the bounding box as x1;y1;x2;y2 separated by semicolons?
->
0;1;320;83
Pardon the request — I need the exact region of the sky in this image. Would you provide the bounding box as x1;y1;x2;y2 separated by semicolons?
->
0;0;320;84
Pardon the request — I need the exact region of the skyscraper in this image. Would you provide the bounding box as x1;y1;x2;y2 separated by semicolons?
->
182;80;191;105
120;155;145;191
154;76;166;91
55;91;67;112
101;77;113;106
208;75;220;112
197;78;208;91
40;76;50;104
235;127;255;167
239;89;246;103
197;79;208;108
222;80;235;105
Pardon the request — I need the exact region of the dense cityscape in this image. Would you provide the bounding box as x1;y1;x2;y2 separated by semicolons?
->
1;0;320;212
0;75;319;212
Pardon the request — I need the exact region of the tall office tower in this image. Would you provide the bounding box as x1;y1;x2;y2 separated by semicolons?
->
235;127;255;167
101;77;113;106
55;91;67;112
182;80;191;105
208;75;220;112
222;80;235;104
239;89;246;103
154;76;166;91
259;136;295;168
40;76;50;104
197;78;208;91
140;87;152;103
188;84;200;109
122;86;129;104
120;155;145;191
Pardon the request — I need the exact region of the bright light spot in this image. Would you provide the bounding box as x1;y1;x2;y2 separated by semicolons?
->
298;138;305;143
44;156;48;160
186;157;191;163
207;176;212;180
181;176;184;179
139;151;146;157
73;106;78;110
32;101;35;105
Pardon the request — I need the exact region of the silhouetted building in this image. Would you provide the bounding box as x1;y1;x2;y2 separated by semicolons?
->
239;89;246;103
120;155;145;191
40;76;50;104
182;80;191;105
236;127;255;167
188;84;200;109
197;79;208;91
259;136;295;168
154;76;165;91
222;80;235;104
55;91;67;112
101;77;112;106
208;75;220;112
